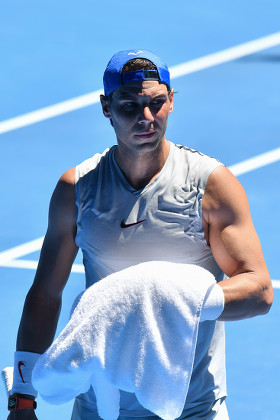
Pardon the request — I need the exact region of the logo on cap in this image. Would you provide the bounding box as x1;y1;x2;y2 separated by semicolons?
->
128;50;143;56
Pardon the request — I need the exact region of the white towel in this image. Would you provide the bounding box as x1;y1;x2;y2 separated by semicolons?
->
32;262;218;420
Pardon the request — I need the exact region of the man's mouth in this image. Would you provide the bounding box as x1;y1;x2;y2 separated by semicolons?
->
135;131;156;138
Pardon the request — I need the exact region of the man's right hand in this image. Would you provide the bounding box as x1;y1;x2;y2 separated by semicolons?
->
7;409;38;420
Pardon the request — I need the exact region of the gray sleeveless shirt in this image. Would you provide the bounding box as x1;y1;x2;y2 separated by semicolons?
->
75;142;227;414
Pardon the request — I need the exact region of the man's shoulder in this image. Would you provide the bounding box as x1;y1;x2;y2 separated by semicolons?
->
173;143;219;163
75;147;114;182
172;143;223;179
60;167;76;185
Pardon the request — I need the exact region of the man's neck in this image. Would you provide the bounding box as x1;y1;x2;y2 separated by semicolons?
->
114;139;170;190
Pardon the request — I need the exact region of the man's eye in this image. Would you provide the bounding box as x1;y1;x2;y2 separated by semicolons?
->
151;99;164;107
122;102;136;110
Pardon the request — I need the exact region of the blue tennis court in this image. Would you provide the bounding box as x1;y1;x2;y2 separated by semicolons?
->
1;1;280;419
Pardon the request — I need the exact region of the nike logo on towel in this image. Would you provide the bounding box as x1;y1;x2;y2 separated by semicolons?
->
121;219;146;229
18;361;25;383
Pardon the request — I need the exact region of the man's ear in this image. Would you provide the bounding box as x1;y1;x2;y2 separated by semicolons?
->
169;88;174;114
100;94;112;119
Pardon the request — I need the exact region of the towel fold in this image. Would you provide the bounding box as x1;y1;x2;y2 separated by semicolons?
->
32;261;218;420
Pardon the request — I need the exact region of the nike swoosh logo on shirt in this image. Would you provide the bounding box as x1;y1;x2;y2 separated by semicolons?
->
120;219;146;229
18;361;25;383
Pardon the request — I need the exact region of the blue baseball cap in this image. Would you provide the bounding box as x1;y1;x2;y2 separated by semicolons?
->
103;49;171;96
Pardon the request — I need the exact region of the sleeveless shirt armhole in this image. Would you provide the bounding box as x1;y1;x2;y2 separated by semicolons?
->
204;162;224;190
74;166;80;211
197;159;224;222
74;165;80;185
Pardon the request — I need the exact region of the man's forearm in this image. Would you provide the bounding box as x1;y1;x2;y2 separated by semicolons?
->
218;272;273;321
16;285;62;353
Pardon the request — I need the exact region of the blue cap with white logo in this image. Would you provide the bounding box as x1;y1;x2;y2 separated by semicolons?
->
103;49;171;96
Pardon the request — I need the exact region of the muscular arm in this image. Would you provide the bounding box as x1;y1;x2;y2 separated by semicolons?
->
202;165;273;321
16;168;78;353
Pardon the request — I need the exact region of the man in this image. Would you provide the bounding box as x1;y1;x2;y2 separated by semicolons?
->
7;49;273;420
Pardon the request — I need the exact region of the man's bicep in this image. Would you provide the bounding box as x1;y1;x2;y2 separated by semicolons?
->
48;168;78;237
33;170;78;296
204;166;267;278
210;215;265;278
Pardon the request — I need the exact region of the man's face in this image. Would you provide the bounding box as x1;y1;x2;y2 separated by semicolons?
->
101;81;174;154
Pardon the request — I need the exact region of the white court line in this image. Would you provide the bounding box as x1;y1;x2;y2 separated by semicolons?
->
272;280;280;289
228;147;280;176
0;90;103;135
0;236;84;272
1;32;280;134
0;258;84;273
169;31;280;78
0;237;44;263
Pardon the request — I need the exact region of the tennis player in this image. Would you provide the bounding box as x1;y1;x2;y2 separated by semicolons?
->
7;49;273;420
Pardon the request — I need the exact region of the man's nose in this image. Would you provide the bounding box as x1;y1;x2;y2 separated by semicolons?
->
138;106;154;123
